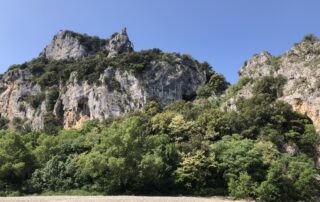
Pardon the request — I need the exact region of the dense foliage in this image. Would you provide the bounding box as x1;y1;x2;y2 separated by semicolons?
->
0;75;319;201
197;74;230;97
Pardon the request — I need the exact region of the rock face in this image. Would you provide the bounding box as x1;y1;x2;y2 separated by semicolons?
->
41;28;134;60
55;58;205;129
40;30;89;60
106;28;134;57
0;69;43;130
0;29;208;130
236;37;320;131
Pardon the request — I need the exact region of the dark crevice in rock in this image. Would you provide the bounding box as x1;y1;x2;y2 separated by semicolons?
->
77;97;90;117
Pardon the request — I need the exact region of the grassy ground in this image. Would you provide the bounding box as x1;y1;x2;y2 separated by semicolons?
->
0;196;251;202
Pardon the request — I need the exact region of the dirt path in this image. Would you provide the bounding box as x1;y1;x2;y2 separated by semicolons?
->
0;196;250;202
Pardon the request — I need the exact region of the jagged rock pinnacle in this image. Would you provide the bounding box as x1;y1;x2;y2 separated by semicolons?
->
106;27;134;58
41;28;134;60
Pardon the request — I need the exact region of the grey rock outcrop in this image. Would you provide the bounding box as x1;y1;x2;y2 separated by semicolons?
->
56;59;205;128
234;37;320;131
106;28;134;57
0;60;206;129
41;30;89;60
41;28;134;60
238;51;274;78
0;69;44;130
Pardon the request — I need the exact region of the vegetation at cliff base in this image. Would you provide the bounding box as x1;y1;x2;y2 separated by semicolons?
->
0;75;319;201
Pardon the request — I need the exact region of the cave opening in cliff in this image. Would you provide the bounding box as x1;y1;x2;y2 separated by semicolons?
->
78;97;90;117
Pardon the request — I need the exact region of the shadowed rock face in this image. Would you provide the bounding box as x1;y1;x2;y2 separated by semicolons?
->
0;29;208;130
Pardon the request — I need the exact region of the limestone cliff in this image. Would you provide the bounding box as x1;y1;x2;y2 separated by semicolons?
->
229;35;320;131
0;29;209;130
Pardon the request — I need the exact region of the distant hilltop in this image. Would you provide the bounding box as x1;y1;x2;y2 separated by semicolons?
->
40;27;134;60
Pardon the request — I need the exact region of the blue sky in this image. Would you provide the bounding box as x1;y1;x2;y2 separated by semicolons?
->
1;0;320;83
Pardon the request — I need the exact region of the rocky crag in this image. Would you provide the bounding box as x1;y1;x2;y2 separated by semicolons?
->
0;28;210;130
40;28;134;60
226;35;320;131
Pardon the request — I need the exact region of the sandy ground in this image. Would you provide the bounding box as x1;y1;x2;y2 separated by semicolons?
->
0;196;250;202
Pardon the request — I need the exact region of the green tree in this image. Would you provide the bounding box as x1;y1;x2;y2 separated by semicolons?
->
252;75;287;100
257;155;318;202
211;134;265;198
197;74;229;98
303;34;318;42
76;116;178;194
175;151;216;194
31;155;78;192
228;172;257;198
197;109;234;140
0;131;36;192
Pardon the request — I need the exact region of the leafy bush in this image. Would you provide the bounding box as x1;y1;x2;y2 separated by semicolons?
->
175;151;216;194
198;61;214;75
0;131;36;192
228;172;257;198
269;56;281;71
252;75;287;100
256;155;318;201
197;74;229;98
226;76;252;97
211;135;265;184
43;113;62;135
303;34;318;42
31;155;78;192
26;93;45;109
26;57;50;78
0;117;9;130
46;87;59;111
12;117;24;131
